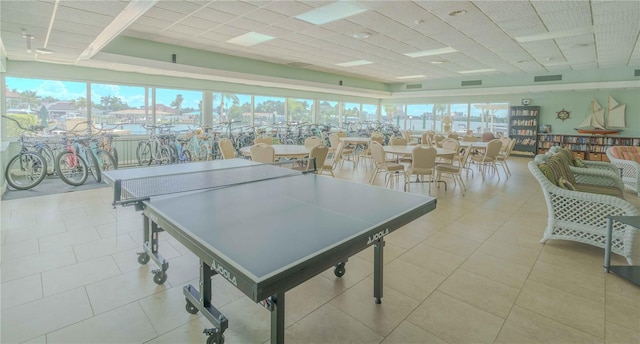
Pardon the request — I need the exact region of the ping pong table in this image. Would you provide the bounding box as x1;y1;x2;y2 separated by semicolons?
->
103;160;436;344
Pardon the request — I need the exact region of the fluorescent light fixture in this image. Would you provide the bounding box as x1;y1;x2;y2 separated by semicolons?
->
336;60;373;67
515;26;594;43
352;32;371;39
295;1;368;25
404;47;457;58
78;0;158;60
226;32;275;47
458;68;496;74
36;48;53;54
396;75;426;79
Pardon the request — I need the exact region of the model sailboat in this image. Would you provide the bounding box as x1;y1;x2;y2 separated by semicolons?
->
575;96;625;134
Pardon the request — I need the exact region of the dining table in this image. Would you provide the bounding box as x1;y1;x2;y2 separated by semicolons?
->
239;144;310;159
383;145;457;157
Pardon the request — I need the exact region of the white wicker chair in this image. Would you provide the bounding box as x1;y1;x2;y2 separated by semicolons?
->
606;146;640;196
529;159;639;264
544;147;625;191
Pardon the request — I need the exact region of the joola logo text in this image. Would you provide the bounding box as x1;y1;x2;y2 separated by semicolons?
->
212;259;237;286
367;228;389;244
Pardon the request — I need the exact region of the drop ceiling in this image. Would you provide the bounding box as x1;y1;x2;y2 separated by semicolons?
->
1;0;639;93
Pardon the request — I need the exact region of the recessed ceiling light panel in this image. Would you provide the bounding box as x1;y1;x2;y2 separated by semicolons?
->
226;32;275;47
352;32;371;39
458;68;496;74
336;60;373;67
404;47;457;58
515;26;594;43
396;75;426;79
296;2;368;25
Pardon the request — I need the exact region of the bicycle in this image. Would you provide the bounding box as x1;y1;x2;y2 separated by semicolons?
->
2;115;48;190
54;129;91;186
136;124;173;165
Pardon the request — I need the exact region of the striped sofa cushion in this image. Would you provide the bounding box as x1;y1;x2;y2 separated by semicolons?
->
610;146;640;163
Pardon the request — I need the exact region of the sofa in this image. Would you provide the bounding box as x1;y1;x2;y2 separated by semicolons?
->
606;146;640;196
529;153;638;264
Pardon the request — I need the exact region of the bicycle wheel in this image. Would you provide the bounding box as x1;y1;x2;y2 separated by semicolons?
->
168;145;179;164
198;142;211;161
96;149;118;172
84;150;102;183
136;141;152;166
180;149;192;163
109;147;119;169
160;146;172;165
5;151;47;190
38;145;56;175
55;151;88;186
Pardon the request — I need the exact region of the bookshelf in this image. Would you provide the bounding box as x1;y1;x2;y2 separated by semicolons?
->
508;106;539;157
537;134;640;161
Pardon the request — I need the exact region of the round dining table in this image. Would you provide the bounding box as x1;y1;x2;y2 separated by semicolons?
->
383;145;456;157
339;137;371;145
458;141;488;149
239;144;310;159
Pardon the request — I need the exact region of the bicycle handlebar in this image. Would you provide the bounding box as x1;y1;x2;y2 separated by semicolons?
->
2;115;46;132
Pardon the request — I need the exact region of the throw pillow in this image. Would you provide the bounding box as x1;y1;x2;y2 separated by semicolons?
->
557;177;576;190
573;157;586;168
538;164;556;185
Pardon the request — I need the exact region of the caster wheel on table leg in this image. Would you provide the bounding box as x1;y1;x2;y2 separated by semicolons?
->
334;262;346;277
185;299;199;314
137;253;150;265
204;328;224;344
153;271;167;284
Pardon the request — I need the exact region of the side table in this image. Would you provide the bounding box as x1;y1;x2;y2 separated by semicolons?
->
604;215;640;286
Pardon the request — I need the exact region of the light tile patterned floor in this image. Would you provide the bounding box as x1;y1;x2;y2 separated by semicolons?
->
1;157;639;344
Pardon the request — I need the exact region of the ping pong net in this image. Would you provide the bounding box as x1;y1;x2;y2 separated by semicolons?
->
112;163;305;206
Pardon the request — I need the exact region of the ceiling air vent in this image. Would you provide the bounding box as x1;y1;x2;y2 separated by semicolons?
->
406;84;422;90
635;69;640;77
287;62;312;68
461;80;482;86
534;74;562;82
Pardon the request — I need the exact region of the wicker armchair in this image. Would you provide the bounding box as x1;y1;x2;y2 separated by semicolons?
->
543;147;625;192
606;146;640;196
529;159;639;264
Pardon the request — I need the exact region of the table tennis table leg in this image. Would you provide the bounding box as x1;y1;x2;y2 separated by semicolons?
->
184;260;228;344
373;238;384;304
138;215;169;284
270;293;285;344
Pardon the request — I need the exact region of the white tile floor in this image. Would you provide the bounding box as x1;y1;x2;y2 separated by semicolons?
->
1;156;639;344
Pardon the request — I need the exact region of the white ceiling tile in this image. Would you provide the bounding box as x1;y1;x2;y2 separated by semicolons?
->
0;0;637;84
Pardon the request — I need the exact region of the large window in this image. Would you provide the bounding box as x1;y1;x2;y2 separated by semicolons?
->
91;83;147;128
287;98;313;124
342;102;360;125
254;95;283;125
471;103;509;135
362;103;378;122
5;77;87;137
318;100;339;126
155;88;202;130
406;104;431;131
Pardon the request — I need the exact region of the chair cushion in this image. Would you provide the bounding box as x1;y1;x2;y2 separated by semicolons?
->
574;183;624;198
610;146;640;163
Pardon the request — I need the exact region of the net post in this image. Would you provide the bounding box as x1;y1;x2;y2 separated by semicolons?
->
113;179;122;206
